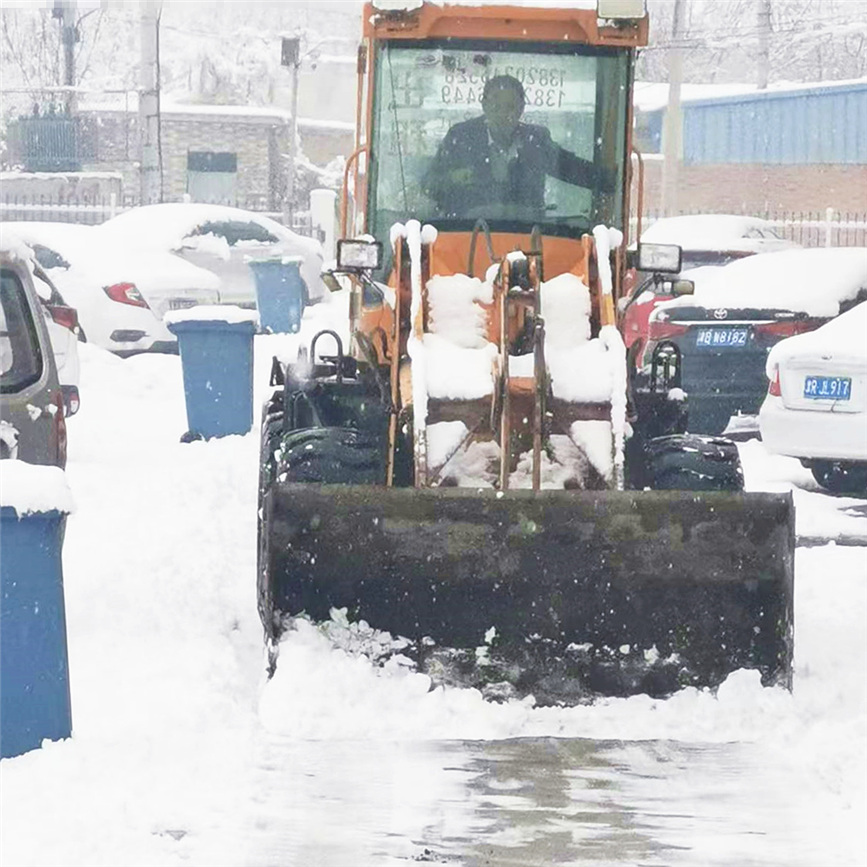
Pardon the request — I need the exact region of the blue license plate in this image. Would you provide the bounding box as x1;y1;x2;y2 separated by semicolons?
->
695;327;749;348
803;375;851;400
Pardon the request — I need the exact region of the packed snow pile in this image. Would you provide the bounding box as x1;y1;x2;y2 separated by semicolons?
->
426;273;493;348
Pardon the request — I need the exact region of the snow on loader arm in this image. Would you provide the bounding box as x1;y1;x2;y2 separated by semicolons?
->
256;1;794;704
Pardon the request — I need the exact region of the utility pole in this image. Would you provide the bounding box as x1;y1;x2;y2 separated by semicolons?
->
139;0;162;205
281;35;301;227
661;0;685;216
757;0;772;90
52;0;78;113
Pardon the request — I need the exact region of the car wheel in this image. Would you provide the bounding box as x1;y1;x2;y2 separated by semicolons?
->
644;434;744;492
810;461;867;496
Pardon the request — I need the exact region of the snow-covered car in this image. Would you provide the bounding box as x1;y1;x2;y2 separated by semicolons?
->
622;215;798;363
96;203;326;309
637;247;867;437
0;222;221;356
32;261;81;416
759;301;867;495
1;244;67;467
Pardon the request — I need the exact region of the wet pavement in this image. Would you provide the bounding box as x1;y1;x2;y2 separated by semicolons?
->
244;736;832;867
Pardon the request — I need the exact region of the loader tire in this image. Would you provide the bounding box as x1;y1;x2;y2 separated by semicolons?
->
810;461;867;496
645;434;744;492
279;427;387;485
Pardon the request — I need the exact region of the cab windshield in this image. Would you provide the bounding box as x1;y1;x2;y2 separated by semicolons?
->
369;39;630;245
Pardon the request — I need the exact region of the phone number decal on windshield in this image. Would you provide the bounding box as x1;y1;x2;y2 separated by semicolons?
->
441;66;567;108
441;84;566;107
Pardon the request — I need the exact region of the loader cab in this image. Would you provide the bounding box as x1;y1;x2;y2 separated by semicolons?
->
365;37;632;275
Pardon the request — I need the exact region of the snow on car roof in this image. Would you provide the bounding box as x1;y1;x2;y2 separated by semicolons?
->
767;301;867;373
0;220;222;293
97;203;322;259
640;214;782;251
662;247;867;317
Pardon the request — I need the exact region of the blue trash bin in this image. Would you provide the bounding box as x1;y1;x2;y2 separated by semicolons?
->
249;256;306;334
1;462;74;760
166;308;258;440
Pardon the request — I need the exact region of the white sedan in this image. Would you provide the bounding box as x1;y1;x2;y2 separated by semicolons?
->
759;301;867;494
0;222;220;356
96;203;326;307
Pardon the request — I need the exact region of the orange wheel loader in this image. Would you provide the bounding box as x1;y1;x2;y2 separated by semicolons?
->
257;1;794;704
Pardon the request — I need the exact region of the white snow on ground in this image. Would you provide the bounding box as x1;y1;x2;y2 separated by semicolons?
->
1;290;865;866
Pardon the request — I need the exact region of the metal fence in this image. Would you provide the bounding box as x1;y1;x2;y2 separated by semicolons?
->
634;208;867;248
0;193;314;235
2;194;865;247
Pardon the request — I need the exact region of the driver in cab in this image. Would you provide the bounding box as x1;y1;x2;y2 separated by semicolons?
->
424;74;611;219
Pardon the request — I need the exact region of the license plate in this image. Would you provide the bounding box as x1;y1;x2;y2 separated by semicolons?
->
695;327;749;348
168;299;198;310
803;375;851;400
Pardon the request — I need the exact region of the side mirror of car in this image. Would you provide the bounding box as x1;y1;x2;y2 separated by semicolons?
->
672;279;695;297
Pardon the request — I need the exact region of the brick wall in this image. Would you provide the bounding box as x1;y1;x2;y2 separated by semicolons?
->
640;158;867;214
298;127;354;167
160;115;290;205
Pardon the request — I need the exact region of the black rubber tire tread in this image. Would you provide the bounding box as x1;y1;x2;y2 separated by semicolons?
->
810;461;867;496
645;433;744;492
279;427;387;484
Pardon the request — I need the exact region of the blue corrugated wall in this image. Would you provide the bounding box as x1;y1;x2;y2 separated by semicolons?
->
680;82;867;165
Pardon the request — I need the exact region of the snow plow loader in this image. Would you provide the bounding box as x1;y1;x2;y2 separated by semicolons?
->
257;1;794;703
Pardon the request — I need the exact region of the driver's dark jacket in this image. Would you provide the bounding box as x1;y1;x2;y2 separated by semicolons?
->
425;116;606;217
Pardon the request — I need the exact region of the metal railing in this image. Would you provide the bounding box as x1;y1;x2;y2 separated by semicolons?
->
0;193;315;235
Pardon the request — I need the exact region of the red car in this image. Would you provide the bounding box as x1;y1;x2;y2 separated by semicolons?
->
621;215;796;366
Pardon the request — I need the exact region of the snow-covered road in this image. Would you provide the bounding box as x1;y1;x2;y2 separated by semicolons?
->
1;294;865;866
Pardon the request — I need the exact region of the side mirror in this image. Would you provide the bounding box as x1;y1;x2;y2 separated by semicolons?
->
637;243;682;274
672;279;694;297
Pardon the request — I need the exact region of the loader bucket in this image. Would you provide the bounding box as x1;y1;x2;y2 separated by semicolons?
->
259;485;794;704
